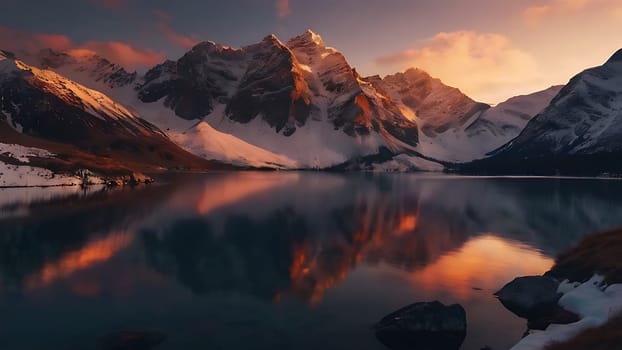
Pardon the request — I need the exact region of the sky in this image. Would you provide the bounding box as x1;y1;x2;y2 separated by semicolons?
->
1;0;621;103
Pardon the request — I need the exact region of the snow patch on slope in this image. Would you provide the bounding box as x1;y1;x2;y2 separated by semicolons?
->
371;154;444;172
15;61;139;122
173;121;298;169
122;100;298;169
418;86;562;162
206;104;386;169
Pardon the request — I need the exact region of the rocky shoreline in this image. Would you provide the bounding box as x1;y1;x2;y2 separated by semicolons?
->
369;228;622;350
497;228;622;349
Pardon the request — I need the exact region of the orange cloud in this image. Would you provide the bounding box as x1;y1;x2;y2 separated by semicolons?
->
523;5;552;23
523;0;618;24
33;33;73;51
276;0;291;18
0;26;164;70
0;26;73;53
152;9;198;49
376;31;541;103
81;41;165;69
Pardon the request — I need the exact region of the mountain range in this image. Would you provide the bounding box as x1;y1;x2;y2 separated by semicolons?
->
1;29;621;185
463;49;622;175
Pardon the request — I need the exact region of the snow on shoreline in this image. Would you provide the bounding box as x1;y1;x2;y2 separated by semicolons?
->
0;143;56;163
511;275;622;349
0;161;87;187
0;143;104;187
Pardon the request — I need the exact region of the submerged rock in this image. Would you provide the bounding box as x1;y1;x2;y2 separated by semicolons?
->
373;301;467;350
100;330;166;350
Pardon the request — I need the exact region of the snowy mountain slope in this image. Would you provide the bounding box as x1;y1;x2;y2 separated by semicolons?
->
112;30;429;169
188;30;425;169
418;85;562;162
285;31;420;147
31;48;137;89
7;30;578;171
466;49;622;175
0;51;223;177
464;85;562;146
366;68;488;134
365;70;562;162
8;47;301;169
0;51;162;138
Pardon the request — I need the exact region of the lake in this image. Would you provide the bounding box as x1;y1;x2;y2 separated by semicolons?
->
2;172;622;350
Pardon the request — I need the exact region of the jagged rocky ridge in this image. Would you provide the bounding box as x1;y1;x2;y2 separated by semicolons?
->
10;31;524;170
7;30;618;174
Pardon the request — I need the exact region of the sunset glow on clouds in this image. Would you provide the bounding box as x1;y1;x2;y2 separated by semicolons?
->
152;9;199;49
1;0;621;102
376;31;541;103
522;0;622;24
0;26;165;70
276;0;291;18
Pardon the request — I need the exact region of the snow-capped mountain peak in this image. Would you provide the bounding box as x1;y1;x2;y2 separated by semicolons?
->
293;29;325;46
5;29;574;171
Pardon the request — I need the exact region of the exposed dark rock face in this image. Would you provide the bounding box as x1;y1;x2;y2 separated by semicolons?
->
137;30;419;145
138;36;313;133
138;42;244;120
226;35;312;134
373;301;467;350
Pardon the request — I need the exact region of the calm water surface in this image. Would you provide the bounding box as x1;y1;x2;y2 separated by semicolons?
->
2;173;622;350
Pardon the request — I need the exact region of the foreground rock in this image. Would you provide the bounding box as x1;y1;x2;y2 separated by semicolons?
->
495;276;562;319
373;301;466;350
500;228;622;349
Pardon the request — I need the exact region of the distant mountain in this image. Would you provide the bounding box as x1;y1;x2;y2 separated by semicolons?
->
22;31;445;170
427;85;563;162
366;68;488;136
465;49;622;175
133;31;430;169
0;50;224;184
366;70;563;162
32;48;137;88
18;30;622;175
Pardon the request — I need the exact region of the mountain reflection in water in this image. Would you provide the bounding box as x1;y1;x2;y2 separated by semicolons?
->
2;173;622;350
